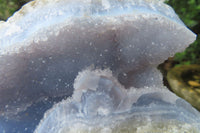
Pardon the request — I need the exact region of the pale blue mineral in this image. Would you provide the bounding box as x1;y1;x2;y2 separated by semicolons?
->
0;0;198;133
35;69;200;133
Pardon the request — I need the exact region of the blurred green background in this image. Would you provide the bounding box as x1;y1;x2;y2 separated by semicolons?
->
166;0;200;66
0;0;31;20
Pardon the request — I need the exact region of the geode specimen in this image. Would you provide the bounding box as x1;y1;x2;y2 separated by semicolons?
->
0;0;199;133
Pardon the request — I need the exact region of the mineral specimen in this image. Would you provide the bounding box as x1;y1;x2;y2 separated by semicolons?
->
0;0;199;132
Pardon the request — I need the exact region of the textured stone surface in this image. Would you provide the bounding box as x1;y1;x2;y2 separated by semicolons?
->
35;69;200;133
0;0;198;132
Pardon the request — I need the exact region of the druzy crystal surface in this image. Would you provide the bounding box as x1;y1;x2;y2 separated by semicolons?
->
0;0;199;132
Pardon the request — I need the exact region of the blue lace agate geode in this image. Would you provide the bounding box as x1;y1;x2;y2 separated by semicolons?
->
0;0;199;132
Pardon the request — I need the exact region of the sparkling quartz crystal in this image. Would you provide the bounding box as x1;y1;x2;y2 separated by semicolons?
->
0;0;198;133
